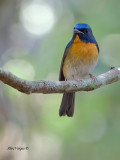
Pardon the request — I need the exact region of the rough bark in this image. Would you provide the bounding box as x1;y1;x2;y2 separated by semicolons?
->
0;67;120;94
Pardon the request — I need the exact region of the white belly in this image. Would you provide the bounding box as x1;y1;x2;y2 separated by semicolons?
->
65;60;98;80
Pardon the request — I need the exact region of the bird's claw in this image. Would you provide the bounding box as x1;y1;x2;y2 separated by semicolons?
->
89;74;97;83
75;78;82;82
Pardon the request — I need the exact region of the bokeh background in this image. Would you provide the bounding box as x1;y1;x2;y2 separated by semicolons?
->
0;0;120;160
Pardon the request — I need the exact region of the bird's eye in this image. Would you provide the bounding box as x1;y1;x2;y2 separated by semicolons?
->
83;29;88;34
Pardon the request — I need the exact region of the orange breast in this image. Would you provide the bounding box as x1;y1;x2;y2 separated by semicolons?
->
71;35;98;64
63;35;98;79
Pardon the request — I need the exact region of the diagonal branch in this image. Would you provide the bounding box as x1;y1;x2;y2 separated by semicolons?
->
0;67;120;94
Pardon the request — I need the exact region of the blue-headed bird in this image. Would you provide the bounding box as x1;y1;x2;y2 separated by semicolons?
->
59;23;99;117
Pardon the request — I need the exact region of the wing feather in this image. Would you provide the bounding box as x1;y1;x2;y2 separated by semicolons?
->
59;41;72;81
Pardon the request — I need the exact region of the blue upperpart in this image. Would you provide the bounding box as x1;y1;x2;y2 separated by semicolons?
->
74;23;91;30
72;23;99;52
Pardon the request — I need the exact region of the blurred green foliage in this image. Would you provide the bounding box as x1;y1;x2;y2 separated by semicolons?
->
0;0;120;160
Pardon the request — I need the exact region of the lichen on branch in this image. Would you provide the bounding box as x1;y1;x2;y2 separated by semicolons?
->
0;67;120;94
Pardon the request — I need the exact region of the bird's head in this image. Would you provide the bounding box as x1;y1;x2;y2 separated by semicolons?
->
73;23;97;44
74;23;91;35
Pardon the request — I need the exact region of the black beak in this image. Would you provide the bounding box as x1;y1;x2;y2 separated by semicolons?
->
74;28;84;34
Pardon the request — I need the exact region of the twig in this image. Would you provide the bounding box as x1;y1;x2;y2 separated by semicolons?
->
0;67;120;94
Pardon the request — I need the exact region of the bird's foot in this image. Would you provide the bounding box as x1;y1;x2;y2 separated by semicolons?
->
89;74;97;83
75;78;83;82
73;78;82;88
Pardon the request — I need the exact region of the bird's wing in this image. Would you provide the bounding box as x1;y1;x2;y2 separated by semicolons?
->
59;41;72;81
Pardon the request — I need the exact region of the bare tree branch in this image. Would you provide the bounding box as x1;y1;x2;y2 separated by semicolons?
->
0;67;120;94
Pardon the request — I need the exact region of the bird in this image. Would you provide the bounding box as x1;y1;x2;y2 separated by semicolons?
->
59;23;99;117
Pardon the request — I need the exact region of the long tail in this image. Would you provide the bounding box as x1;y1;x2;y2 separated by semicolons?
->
59;92;75;117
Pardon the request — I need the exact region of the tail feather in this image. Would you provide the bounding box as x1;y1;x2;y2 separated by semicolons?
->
59;92;75;117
